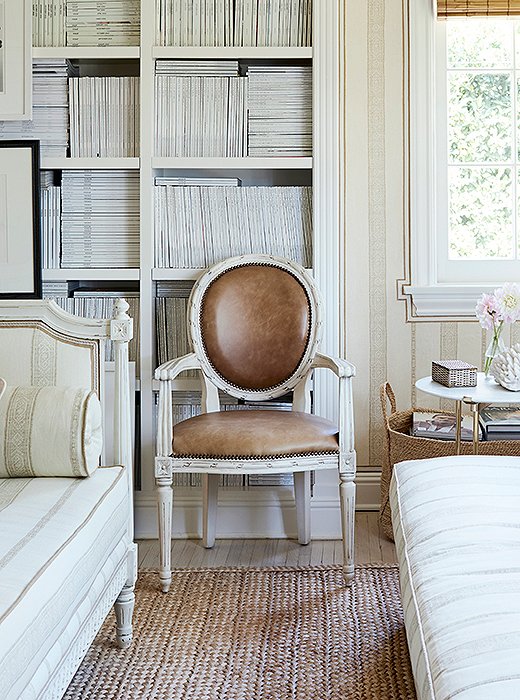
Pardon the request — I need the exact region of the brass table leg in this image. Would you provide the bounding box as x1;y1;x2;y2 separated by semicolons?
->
470;402;479;455
455;400;462;455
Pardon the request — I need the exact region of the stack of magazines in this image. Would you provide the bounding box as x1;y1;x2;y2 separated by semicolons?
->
40;171;61;269
61;170;140;268
248;65;312;157
155;61;247;157
154;183;312;268
0;60;74;157
155;0;311;47
479;407;520;441
411;412;482;441
69;76;140;157
66;0;140;47
33;0;66;47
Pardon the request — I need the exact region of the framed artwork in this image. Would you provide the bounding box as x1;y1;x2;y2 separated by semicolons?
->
0;0;31;121
0;141;41;298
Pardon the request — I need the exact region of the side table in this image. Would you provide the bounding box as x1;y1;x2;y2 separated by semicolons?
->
416;373;520;455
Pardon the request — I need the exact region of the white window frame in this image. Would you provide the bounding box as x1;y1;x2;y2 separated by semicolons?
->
403;0;520;317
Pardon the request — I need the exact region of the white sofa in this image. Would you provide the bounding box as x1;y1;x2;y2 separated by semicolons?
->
391;455;520;700
0;300;137;700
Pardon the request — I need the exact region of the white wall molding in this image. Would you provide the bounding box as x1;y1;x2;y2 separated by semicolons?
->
134;471;381;539
404;284;493;319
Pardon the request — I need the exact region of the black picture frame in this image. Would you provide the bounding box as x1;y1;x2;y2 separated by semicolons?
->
0;140;41;299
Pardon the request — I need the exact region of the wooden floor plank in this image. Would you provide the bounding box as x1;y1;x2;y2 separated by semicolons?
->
322;540;335;565
136;512;397;569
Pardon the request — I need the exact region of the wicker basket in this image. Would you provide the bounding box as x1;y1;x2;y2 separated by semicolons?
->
379;382;520;542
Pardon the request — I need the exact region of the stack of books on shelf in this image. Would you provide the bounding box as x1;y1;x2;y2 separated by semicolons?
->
411;412;482;441
0;60;74;158
65;0;140;47
155;0;312;47
155;281;198;377
234;0;312;47
61;170;140;268
154;183;312;268
42;284;140;369
248;65;312;157
40;171;61;269
69;76;140;158
479;407;520;441
155;61;247;157
32;0;66;47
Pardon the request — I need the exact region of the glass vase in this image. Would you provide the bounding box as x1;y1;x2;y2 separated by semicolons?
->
484;331;506;377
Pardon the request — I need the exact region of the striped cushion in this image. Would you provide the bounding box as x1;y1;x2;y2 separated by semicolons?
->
0;383;103;478
0;468;128;700
391;456;520;700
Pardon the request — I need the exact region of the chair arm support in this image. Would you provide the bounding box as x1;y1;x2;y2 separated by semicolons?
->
311;352;356;464
155;353;202;381
311;352;356;378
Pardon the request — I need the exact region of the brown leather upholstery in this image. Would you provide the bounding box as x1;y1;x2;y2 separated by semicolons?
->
173;410;339;458
200;265;311;390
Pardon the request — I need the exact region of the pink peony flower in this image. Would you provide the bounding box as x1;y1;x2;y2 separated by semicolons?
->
475;292;499;330
494;283;520;324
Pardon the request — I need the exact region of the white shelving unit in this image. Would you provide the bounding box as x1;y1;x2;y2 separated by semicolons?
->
20;0;344;537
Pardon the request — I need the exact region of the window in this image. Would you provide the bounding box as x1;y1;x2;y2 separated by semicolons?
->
405;2;520;315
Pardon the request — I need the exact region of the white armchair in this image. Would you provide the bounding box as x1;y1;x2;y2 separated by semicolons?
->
155;255;356;592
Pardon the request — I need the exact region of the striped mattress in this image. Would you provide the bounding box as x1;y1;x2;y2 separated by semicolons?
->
391;455;520;700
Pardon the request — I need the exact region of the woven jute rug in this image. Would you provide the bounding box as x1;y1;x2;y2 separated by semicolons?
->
64;564;416;700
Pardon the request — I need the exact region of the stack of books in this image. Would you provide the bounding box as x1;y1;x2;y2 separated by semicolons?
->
66;0;140;47
154;183;313;268
61;170;140;268
234;0;312;47
42;284;140;369
479;407;520;441
155;0;312;47
248;66;312;157
155;61;247;157
40;171;61;269
33;0;66;46
68;76;140;158
0;60;73;158
155;282;197;376
411;412;482;441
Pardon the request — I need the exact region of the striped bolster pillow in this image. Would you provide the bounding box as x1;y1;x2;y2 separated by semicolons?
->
0;381;102;478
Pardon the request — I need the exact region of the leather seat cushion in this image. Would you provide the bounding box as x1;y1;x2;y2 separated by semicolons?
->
173;410;339;458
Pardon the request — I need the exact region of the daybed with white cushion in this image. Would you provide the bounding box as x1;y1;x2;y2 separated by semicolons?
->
391;455;520;700
0;299;137;700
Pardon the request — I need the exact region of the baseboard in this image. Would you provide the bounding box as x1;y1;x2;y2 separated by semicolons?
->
134;470;381;539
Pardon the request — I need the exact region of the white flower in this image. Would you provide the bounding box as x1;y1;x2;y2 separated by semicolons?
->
475;292;499;330
494;283;520;324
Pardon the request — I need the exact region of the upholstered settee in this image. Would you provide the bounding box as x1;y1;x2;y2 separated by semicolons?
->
0;300;137;700
391;455;520;700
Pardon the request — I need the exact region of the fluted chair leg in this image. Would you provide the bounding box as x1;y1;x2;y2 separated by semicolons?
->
339;474;355;584
294;471;311;545
203;474;219;548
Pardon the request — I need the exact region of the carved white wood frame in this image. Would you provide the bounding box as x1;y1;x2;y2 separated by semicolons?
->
186;254;324;402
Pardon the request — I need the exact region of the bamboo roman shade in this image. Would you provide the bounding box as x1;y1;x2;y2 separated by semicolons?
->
438;1;520;17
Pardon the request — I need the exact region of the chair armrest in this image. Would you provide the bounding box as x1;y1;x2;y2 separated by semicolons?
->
311;352;356;378
155;353;202;381
311;352;356;468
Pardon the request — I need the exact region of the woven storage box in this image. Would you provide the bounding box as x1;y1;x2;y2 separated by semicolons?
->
379;382;520;542
432;360;477;388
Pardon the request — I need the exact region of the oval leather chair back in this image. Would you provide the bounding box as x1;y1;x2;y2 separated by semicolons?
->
189;257;322;398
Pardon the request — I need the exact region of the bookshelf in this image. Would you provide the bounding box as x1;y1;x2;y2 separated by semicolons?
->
5;0;344;536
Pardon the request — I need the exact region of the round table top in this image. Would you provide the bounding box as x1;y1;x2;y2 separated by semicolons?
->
416;373;520;404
